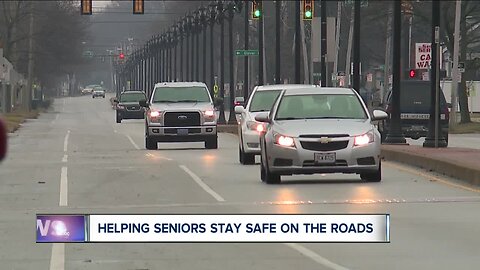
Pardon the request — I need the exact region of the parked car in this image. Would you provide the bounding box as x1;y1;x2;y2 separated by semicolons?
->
235;84;318;164
140;82;222;150
234;97;245;107
81;85;99;95
255;87;388;184
115;90;147;123
378;80;450;145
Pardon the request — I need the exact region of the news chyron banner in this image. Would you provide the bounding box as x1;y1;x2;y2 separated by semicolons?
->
37;214;390;243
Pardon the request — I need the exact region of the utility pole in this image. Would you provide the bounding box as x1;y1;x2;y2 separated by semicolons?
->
383;4;393;102
295;1;301;84
244;0;249;101
424;0;447;148
218;1;227;124
25;2;35;111
258;1;264;86
227;3;236;124
321;0;327;86
333;1;342;87
345;5;354;87
275;1;281;84
352;0;361;92
450;0;461;128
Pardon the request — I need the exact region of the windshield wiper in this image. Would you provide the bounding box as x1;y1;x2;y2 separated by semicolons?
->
250;109;269;112
153;100;178;103
176;99;199;103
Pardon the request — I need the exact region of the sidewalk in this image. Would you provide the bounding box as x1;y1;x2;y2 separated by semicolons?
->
381;144;480;186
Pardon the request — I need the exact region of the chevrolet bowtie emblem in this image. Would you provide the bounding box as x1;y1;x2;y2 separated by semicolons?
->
319;137;331;144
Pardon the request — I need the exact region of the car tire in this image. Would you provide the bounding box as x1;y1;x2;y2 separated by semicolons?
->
116;114;122;123
260;139;281;184
145;136;157;150
360;160;382;182
205;135;218;149
239;145;245;164
239;144;255;165
444;132;449;147
92;96;95;99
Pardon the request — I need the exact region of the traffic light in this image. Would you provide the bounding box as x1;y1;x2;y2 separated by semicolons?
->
119;53;125;60
303;0;314;20
133;0;144;14
252;0;262;19
81;0;92;15
408;69;416;78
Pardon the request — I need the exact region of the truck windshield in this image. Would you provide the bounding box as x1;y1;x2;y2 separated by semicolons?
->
152;87;210;103
120;93;146;102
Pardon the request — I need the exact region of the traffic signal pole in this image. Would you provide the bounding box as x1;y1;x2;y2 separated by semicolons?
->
384;1;406;144
275;1;281;84
244;0;249;102
258;1;264;86
424;0;447;148
295;1;301;84
321;0;327;86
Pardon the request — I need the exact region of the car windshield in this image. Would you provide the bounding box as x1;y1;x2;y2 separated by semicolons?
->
120;92;146;102
152;86;210;103
275;94;367;120
248;90;282;112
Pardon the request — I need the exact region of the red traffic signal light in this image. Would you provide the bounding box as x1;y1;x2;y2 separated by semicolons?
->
119;53;125;59
252;0;262;19
409;69;416;78
303;0;314;20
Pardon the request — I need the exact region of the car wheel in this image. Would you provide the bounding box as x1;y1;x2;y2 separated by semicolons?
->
444;132;449;147
116;114;122;123
145;136;157;150
243;152;255;165
260;138;281;184
92;96;95;99
360;160;382;182
205;135;218;149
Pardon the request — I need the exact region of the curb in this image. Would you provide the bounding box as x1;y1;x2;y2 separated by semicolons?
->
381;146;480;186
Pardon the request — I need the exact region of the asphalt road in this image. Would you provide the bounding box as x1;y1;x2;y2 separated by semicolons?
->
2;94;480;269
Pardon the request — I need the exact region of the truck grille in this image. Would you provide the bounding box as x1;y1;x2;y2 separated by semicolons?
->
300;141;349;151
164;112;201;127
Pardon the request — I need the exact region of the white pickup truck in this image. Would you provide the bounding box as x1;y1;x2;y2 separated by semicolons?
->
140;82;221;150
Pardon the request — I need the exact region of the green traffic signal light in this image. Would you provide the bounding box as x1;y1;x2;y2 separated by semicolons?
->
254;9;261;18
305;10;312;19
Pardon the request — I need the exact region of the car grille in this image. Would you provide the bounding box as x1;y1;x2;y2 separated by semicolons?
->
303;160;348;167
126;105;141;111
164;112;201;127
299;134;349;138
300;141;349;151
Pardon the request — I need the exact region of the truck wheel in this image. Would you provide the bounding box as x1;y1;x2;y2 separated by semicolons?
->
145;136;157;150
205;136;218;149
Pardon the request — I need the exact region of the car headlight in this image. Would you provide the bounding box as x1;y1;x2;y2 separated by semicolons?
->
203;109;216;121
246;121;266;133
274;133;296;148
354;130;374;146
148;110;162;123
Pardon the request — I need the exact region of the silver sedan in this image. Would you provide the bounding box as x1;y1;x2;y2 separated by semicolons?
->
255;87;388;184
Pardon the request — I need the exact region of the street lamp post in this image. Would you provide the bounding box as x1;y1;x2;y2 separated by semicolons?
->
295;1;301;83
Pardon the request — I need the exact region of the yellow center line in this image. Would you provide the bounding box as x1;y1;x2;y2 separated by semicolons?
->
384;161;480;193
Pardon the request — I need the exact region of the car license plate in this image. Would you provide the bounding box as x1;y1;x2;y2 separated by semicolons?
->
177;129;188;135
314;153;336;164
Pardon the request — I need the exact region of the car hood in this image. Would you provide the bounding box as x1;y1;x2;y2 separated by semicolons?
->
150;102;213;112
119;102;142;106
273;119;373;137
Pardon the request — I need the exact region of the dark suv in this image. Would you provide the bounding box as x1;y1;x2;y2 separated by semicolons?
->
378;80;450;145
115;91;147;123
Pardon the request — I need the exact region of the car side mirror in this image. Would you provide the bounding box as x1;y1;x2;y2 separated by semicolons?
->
371;109;388;121
255;112;271;123
234;105;244;114
139;100;148;107
447;102;452;108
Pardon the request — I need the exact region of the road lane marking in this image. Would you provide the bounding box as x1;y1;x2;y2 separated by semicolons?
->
126;134;140;150
384;161;480;193
50;114;59;126
179;165;225;202
63;130;70;152
59;167;68;206
285;243;350;270
49;243;65;270
61;155;68;163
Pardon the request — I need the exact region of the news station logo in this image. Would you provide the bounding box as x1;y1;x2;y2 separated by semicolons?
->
36;215;86;243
